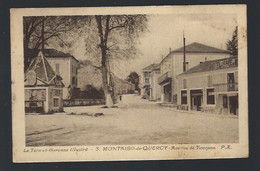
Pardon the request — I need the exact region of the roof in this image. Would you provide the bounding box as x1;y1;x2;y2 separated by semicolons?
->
160;42;231;64
172;42;230;54
178;56;238;77
143;63;160;71
27;49;79;63
25;51;63;86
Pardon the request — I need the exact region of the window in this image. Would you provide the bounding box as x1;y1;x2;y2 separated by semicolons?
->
53;98;59;107
207;88;215;105
55;64;60;75
72;77;76;85
145;78;149;85
181;90;187;104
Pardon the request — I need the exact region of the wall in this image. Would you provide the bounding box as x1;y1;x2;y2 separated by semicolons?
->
70;58;79;88
47;86;63;113
150;69;161;100
47;57;79;99
47;58;70;86
64;99;105;107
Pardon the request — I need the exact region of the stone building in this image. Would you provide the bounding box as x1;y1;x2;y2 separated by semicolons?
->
158;42;231;104
177;57;238;115
24;51;64;113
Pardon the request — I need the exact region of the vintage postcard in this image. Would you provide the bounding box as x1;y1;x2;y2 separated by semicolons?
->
11;5;248;162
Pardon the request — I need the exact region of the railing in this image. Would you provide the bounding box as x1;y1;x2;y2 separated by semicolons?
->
214;83;238;92
158;72;172;85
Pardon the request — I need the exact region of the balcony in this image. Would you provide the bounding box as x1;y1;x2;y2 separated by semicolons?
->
213;83;238;93
158;72;172;85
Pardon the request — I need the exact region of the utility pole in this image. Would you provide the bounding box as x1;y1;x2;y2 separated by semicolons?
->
41;16;45;53
183;31;186;72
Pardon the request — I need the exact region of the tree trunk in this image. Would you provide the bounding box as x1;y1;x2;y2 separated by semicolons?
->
95;15;114;107
101;53;113;107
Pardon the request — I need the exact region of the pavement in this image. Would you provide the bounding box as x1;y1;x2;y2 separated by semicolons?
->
25;94;238;146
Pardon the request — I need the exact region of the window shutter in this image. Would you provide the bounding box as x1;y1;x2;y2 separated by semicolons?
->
207;75;212;87
183;79;187;89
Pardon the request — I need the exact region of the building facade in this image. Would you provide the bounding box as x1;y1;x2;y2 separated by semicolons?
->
44;49;79;99
24;51;64;113
142;63;160;100
158;42;231;104
177;57;238;115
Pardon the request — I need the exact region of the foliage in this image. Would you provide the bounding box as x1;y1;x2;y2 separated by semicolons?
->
226;26;238;56
127;72;140;91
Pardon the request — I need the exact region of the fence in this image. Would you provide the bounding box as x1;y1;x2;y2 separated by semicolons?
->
64;99;105;107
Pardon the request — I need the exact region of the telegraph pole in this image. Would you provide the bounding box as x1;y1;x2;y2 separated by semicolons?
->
41;16;45;53
183;31;186;72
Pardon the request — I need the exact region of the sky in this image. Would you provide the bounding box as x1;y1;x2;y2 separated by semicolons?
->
72;13;237;80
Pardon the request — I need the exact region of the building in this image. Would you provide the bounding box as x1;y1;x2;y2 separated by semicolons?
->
24;51;64;113
158;42;231;104
112;75;135;95
177;57;238;115
141;63;161;100
43;49;79;99
78;60;103;91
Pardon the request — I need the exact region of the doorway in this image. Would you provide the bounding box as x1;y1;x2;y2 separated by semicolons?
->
190;89;203;111
229;95;238;115
163;83;172;102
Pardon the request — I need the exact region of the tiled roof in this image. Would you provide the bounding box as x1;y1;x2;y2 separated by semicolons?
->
27;49;79;63
25;51;60;85
143;63;160;71
172;42;231;54
178;56;238;77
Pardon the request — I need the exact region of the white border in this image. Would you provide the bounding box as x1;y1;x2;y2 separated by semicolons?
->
11;5;248;162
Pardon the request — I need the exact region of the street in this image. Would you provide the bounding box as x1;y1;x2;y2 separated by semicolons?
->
26;94;238;146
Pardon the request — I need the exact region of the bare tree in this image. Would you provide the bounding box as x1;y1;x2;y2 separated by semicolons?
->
92;15;147;107
23;16;88;71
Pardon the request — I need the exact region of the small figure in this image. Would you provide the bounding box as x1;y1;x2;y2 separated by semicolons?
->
119;94;122;101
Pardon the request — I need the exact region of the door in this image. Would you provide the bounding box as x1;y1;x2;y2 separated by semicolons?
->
229;95;238;115
190;90;203;111
194;96;202;111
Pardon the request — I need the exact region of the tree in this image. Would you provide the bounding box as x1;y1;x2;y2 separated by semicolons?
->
226;26;238;56
23;16;88;71
127;72;140;91
91;15;147;107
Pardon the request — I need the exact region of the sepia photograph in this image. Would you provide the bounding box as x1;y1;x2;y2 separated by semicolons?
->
11;5;248;162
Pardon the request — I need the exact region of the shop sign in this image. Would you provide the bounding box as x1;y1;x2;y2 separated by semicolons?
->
210;58;238;70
